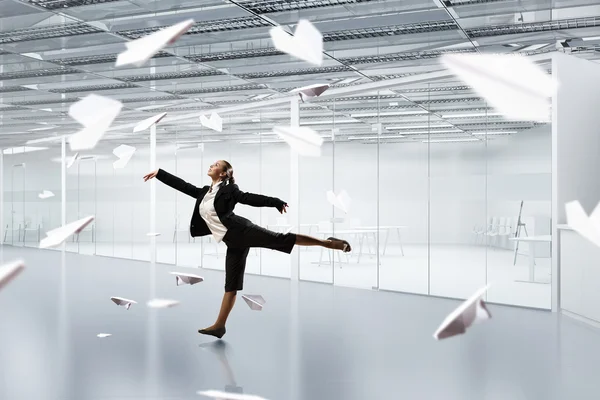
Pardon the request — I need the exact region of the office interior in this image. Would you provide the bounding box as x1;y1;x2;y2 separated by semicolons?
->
1;0;600;399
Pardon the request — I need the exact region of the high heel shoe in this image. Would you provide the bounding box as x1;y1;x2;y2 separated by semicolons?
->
327;237;352;253
198;327;226;339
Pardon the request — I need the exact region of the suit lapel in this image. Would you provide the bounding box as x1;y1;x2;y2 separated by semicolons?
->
213;183;230;203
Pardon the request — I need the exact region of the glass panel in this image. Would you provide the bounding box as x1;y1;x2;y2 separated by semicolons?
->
332;96;378;290
77;157;96;255
299;101;334;284
156;141;177;265
11;162;25;248
428;82;488;299
95;153;115;258
485;107;552;309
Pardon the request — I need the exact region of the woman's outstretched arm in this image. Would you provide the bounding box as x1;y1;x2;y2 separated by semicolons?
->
231;184;288;213
143;169;204;199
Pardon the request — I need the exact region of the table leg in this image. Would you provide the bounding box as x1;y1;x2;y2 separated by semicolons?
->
528;242;535;282
382;228;390;256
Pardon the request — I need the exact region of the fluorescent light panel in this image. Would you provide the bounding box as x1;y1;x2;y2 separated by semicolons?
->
3;146;49;154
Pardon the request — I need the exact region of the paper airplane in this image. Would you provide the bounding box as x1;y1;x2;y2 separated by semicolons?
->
197;390;268;400
241;294;265;311
69;94;123;151
38;190;55;199
40;215;94;249
147;298;180;308
97;333;112;338
273;126;323;157
433;285;491;340
133;112;167;133
441;53;554;122
565;200;600;247
200;112;223;132
146;232;161;236
0;260;25;291
170;272;204;286
290;83;329;102
110;296;137;310
112;144;136;169
326;189;352;213
67;152;79;168
270;19;323;66
116;19;194;67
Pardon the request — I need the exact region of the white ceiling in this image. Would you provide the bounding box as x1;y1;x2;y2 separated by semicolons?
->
1;0;599;148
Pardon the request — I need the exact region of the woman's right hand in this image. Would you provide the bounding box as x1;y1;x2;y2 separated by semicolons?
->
143;170;158;182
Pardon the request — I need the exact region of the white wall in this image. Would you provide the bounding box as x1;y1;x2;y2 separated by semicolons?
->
552;52;600;313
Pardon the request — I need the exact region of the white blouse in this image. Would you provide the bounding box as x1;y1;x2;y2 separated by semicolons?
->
198;181;228;243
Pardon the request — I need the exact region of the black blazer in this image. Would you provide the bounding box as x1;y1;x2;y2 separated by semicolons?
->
156;169;286;238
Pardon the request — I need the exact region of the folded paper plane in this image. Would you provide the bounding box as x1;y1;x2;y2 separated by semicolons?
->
0;260;25;291
38;190;55;199
67;152;79;169
200;112;223;132
290;83;329;102
116;19;195;68
433;285;491;340
97;333;112;338
133;112;167;133
110;296;137;310
565;200;600;247
326;189;352;214
69;94;123;151
241;294;265;311
112;144;136;169
270;19;323;66
147;298;179;308
441;53;554;122
170;272;204;286
146;232;161;237
197;390;268;400
273;126;323;157
40;216;94;249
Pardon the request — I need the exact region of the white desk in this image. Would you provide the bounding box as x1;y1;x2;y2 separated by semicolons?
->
354;225;407;256
509;235;552;283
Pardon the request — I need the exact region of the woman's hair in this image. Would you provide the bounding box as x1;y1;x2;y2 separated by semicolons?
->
220;160;235;185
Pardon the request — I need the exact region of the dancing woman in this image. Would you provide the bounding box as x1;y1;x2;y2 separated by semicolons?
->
143;160;351;339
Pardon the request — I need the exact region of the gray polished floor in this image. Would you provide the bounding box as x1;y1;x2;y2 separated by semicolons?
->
0;246;599;400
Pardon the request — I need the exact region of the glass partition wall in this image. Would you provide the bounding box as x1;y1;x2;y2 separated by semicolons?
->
0;86;553;310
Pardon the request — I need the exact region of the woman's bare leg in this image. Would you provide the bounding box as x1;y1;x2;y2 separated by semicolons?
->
295;234;345;250
204;291;237;330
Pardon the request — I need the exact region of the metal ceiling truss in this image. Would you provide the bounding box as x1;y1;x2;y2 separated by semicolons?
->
119;69;224;82
466;16;600;37
0;86;33;93
323;21;458;41
0;23;102;44
48;82;138;93
185;48;284;63
25;0;121;10
0;67;79;80
237;0;380;14
50;52;172;66
237;66;352;79
170;84;269;95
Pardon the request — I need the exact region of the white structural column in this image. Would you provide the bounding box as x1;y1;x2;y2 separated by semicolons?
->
61;136;66;253
0;151;3;260
150;125;157;275
290;97;300;281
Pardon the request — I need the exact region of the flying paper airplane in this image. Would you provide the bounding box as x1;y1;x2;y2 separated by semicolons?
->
433;285;491;340
40;216;94;249
0;260;25;292
147;298;180;309
170;272;204;286
133;112;167;133
68;94;123;151
326;189;352;214
273;126;323;157
197;390;268;400
146;232;161;237
290;83;329;102
241;294;265;311
200;112;223;132
565;200;600;247
38;190;55;199
116;19;195;68
110;297;137;310
270;19;323;66
112;144;136;169
97;333;112;338
441;53;554;122
67;152;79;169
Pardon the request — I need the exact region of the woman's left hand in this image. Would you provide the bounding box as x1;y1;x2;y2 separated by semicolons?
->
280;203;289;214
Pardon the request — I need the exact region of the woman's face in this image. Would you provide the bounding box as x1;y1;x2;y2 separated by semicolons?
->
207;160;225;180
